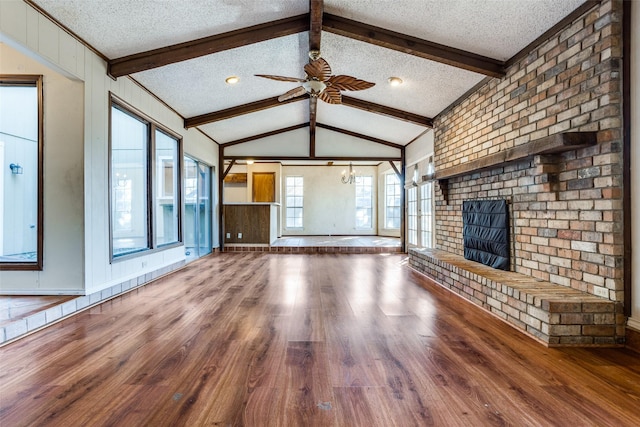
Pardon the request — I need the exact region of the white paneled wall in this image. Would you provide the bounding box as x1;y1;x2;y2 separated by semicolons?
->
0;1;219;295
0;43;85;294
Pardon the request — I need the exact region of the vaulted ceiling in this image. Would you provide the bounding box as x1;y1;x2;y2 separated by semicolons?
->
28;0;589;162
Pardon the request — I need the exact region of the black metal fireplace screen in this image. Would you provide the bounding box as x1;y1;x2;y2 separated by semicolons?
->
462;199;510;270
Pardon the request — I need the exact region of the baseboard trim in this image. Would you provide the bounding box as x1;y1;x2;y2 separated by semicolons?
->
626;324;640;354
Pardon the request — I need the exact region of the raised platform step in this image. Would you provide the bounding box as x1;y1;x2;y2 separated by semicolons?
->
409;248;624;347
224;245;402;254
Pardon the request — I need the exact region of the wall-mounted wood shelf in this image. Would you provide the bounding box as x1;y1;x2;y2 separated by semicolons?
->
423;132;597;203
224;173;247;184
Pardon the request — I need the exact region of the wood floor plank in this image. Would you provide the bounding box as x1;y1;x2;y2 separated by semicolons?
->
1;253;640;426
278;341;337;426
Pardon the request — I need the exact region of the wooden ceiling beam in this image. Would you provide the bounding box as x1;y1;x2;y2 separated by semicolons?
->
184;96;306;128
109;14;310;77
222;160;236;179
224;156;401;162
186;95;431;129
308;0;324;156
309;0;323;53
316;123;404;149
341;96;433;127
323;14;506;78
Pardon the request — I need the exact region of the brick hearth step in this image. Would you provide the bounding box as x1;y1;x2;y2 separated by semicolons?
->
409;248;623;347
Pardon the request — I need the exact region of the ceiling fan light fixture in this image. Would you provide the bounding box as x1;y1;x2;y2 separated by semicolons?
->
225;76;239;85
388;77;403;86
308;49;321;61
302;79;327;95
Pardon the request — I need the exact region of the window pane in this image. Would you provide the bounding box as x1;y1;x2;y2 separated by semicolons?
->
184;157;197;258
155;130;179;246
285;176;303;228
111;106;149;257
0;83;39;264
419;182;433;248
407;187;417;245
385;173;401;230
355;175;373;229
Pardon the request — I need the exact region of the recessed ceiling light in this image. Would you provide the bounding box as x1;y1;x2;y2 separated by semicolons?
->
225;76;239;85
388;77;403;86
246;160;254;165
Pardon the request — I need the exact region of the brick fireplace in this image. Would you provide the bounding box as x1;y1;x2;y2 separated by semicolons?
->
409;0;626;346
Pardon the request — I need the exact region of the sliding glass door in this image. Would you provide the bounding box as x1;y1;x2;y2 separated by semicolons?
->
184;156;212;261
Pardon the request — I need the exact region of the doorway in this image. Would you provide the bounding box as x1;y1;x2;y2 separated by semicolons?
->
184;156;212;261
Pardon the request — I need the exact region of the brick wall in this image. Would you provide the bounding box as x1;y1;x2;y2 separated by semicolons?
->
433;0;624;302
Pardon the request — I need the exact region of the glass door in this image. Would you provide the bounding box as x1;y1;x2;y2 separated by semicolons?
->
184;156;212;261
418;182;434;248
407;186;417;246
197;162;211;256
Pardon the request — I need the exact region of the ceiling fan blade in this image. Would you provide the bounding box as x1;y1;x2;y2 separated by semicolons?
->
327;75;375;91
278;86;307;102
318;86;342;104
255;74;306;83
304;58;331;81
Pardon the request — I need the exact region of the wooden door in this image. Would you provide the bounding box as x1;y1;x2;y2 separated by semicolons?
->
252;172;275;202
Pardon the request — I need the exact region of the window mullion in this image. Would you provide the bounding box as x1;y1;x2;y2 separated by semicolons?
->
148;123;156;249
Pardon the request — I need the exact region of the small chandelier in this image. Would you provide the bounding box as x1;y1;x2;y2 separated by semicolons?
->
341;162;356;184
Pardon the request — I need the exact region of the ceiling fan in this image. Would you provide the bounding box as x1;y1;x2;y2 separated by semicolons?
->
255;50;375;105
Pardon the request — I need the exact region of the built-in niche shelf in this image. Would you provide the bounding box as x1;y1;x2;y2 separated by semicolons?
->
424;132;597;203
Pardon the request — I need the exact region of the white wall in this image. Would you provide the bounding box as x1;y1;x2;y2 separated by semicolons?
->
281;165;378;236
406;130;434;167
0;43;85;294
223;164;248;203
0;1;219;294
629;1;640;331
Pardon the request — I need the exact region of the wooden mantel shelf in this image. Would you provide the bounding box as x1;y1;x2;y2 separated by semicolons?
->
424;132;597;203
426;132;597;182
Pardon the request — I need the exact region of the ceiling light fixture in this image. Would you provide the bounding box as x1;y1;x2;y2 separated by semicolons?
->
388;77;403;86
246;160;254;165
302;79;327;96
225;76;239;85
341;162;356;184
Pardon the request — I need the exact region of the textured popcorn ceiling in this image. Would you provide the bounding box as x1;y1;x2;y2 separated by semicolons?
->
324;0;587;61
32;0;308;58
31;0;588;148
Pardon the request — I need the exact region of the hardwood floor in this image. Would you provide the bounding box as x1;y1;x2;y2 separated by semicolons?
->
1;253;639;426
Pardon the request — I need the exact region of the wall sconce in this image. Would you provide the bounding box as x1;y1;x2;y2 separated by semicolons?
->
9;163;23;175
412;164;419;185
115;172;127;187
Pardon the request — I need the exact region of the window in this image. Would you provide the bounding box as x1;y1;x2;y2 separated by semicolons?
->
110;98;181;260
355;176;373;229
155;130;180;246
0;76;43;270
420;182;433;248
407;186;417;245
285;176;303;228
385;173;401;229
